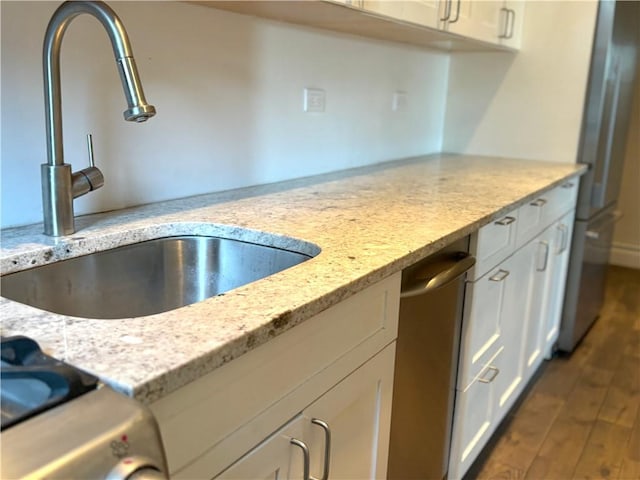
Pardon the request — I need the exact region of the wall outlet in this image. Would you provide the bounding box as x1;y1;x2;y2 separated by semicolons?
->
392;91;408;112
304;88;326;113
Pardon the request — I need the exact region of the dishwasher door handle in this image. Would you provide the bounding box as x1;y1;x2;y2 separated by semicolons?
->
400;252;476;298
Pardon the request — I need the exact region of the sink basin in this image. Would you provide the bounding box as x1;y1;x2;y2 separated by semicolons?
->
1;236;315;319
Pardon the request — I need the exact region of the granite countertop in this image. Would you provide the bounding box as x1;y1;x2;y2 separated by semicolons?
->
0;154;586;404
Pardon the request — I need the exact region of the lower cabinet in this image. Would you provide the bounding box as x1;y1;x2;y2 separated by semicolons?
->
448;347;503;479
216;344;396;480
449;204;576;479
541;210;575;359
152;274;400;479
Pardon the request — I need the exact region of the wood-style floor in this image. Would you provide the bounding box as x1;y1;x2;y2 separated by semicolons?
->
464;266;640;480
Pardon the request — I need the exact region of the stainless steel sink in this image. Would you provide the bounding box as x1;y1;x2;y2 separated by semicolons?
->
0;236;315;319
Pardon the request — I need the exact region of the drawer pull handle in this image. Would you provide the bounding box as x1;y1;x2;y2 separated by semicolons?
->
530;198;547;207
290;438;311;480
311;418;331;480
489;269;510;282
562;182;575;188
441;0;452;21
478;366;500;384
537;241;550;272
494;216;516;226
558;224;569;253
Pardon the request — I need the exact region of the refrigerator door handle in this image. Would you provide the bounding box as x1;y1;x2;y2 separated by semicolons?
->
591;56;622;209
585;210;622;241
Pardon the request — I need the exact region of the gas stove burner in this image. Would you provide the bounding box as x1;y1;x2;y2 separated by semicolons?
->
1;336;99;430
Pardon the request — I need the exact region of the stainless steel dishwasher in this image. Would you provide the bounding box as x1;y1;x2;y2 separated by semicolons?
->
388;238;475;480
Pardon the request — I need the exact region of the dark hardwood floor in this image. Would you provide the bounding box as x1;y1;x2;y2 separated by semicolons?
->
464;266;640;480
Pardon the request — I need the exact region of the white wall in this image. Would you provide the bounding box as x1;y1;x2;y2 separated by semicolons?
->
442;1;598;163
0;1;449;229
611;71;640;269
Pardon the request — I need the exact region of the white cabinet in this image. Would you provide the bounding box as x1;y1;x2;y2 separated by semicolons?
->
360;1;442;28
401;0;441;27
204;1;525;51
499;0;525;49
449;181;577;479
468;210;519;281
218;344;395;480
362;0;407;20
542;210;574;358
151;274;400;479
520;231;553;379
445;1;502;44
441;0;525;48
449;347;503;479
215;416;305;480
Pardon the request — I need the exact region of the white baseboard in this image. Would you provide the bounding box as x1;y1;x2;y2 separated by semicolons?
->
609;241;640;270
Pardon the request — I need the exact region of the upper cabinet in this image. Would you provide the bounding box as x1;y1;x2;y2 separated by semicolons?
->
442;0;524;49
193;0;526;52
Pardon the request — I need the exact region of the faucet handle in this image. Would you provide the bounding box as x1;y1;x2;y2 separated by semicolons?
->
86;133;96;167
72;133;104;198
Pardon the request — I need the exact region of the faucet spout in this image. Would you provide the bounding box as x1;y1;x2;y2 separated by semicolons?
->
41;1;155;236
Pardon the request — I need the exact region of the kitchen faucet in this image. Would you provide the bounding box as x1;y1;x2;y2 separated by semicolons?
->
41;0;156;236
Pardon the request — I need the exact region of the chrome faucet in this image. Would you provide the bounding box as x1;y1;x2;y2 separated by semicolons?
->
41;0;156;236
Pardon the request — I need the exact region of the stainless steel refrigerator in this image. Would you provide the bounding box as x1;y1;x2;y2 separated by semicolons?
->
559;0;639;352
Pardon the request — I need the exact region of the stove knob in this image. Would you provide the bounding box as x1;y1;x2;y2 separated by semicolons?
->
126;467;166;480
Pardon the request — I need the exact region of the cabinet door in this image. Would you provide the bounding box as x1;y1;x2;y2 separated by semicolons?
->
446;0;503;45
401;0;441;27
542;211;575;358
493;248;532;418
216;344;395;480
458;264;509;390
216;417;305;480
303;344;395;480
499;0;525;49
362;0;406;19
448;348;503;480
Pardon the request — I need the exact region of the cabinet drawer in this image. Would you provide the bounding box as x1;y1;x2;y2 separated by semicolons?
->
516;196;549;248
457;265;511;391
515;180;578;248
543;180;579;224
449;347;503;480
152;274;401;476
469;209;518;280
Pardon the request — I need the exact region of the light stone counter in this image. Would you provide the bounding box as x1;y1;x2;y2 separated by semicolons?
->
0;154;586;403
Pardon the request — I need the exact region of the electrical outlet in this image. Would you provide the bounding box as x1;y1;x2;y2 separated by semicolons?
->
392;91;408;112
304;88;326;113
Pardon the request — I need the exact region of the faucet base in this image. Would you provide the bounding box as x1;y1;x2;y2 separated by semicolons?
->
41;163;75;236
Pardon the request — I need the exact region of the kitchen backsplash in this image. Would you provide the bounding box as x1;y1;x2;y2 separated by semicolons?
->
0;0;449;229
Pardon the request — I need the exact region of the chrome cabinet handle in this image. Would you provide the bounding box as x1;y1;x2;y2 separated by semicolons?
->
537;241;550;272
562;181;575;189
489;269;510;282
478;366;500;383
311;419;331;480
449;0;461;23
499;8;515;39
530;198;547;207
441;0;452;21
507;9;515;39
290;438;311;480
499;7;510;38
495;216;516;226
558;224;569;253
